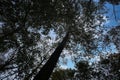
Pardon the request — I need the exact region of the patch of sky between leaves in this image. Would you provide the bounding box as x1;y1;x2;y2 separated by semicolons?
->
104;2;120;27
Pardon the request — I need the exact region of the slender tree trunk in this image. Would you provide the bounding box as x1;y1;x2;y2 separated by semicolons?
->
33;32;69;80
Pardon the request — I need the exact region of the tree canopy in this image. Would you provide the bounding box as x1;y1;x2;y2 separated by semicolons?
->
0;0;120;80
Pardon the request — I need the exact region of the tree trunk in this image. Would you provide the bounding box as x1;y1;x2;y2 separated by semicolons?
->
33;32;69;80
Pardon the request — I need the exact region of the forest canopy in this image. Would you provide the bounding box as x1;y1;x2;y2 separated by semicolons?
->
0;0;120;80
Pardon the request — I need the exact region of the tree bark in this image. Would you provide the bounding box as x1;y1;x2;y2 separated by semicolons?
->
33;32;69;80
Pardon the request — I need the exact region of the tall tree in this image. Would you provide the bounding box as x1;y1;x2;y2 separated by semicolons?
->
33;0;105;79
0;0;76;79
33;32;69;80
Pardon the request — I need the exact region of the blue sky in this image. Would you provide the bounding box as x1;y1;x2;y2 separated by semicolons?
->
104;2;120;27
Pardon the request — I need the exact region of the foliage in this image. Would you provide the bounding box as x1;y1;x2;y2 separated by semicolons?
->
93;53;120;80
0;0;120;80
51;53;120;80
0;0;76;79
75;60;92;80
105;26;120;52
51;68;75;80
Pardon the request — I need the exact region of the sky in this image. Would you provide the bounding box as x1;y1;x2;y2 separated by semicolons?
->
104;2;120;27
